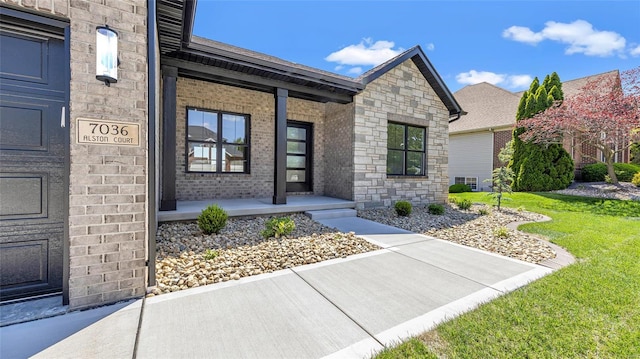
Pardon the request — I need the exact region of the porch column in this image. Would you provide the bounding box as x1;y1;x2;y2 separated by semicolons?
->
160;66;177;211
273;88;288;204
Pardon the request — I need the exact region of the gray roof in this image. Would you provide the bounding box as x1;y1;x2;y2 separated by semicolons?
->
449;82;520;134
450;70;620;134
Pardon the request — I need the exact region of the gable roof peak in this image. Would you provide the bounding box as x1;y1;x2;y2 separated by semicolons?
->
358;45;462;116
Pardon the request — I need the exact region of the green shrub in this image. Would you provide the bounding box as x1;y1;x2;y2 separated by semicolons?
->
478;207;490;216
582;163;640;182
394;201;412;216
261;217;296;239
197;204;228;235
456;198;472;210
203;249;219;260
428;203;445;215
494;226;510;238
449;183;472;193
632;172;640;187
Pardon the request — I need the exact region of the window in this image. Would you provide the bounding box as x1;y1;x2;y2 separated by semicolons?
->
187;108;249;173
455;177;478;191
387;122;426;176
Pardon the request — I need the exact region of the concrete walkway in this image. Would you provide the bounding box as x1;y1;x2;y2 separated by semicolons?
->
1;218;556;359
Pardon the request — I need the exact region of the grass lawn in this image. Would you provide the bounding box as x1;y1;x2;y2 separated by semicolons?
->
375;192;640;359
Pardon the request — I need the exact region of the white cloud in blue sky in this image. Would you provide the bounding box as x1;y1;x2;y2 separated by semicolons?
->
325;38;404;75
503;20;627;57
456;70;533;90
425;43;435;51
631;45;640;57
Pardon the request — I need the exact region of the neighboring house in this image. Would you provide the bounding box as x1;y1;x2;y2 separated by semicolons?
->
0;0;461;310
449;70;628;191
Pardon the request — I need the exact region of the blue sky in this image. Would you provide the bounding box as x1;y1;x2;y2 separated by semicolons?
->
193;1;640;93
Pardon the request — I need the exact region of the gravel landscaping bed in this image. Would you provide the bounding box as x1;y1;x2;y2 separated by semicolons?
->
152;203;559;297
552;181;640;201
358;204;556;264
151;214;380;296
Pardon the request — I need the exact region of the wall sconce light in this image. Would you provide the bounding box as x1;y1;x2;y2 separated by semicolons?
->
96;25;118;86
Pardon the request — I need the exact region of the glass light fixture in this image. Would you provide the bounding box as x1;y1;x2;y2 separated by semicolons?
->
96;25;118;86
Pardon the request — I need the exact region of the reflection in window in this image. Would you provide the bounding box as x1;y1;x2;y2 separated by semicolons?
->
187;108;250;173
387;122;426;176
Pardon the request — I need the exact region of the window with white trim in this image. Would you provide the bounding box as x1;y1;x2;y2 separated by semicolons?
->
454;177;478;191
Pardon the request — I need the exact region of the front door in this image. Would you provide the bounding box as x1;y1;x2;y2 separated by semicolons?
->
0;26;67;301
286;121;313;192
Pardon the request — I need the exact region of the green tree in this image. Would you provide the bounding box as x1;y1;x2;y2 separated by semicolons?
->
632;142;640;165
485;141;515;210
509;73;574;191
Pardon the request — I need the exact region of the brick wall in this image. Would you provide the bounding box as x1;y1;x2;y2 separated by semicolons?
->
324;102;355;200
492;129;513;169
0;0;69;16
353;59;450;208
66;0;148;309
174;78;329;200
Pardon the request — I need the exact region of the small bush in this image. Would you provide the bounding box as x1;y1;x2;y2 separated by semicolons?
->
632;172;640;187
203;249;219;260
494;227;510;238
261;216;296;239
478;207;490;216
582;163;640;182
456;198;472;210
428;203;445;215
394;201;412;216
449;183;472;193
197;204;228;235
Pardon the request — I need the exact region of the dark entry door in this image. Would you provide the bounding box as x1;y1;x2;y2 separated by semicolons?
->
0;27;67;301
286;121;313;192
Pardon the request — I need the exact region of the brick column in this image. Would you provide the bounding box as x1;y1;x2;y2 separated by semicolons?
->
66;0;148;309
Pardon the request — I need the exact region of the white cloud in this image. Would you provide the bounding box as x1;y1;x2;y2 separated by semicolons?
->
456;70;532;90
503;20;627;57
502;26;544;44
506;74;534;88
630;44;640;57
456;70;506;86
347;67;363;75
325;38;404;75
425;43;435;51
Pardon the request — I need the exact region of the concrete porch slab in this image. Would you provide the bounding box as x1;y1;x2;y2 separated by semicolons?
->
158;195;356;222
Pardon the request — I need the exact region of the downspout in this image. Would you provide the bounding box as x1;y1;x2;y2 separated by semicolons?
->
147;0;157;287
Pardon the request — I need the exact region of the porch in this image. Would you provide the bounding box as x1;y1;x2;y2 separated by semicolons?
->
157;195;356;222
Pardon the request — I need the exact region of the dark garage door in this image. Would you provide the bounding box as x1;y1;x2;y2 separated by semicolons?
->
0;25;67;301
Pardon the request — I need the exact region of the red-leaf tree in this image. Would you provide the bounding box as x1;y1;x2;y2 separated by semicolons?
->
519;67;640;184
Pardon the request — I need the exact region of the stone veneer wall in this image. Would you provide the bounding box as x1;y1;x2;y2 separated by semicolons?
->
0;0;150;309
353;59;450;208
175;77;328;200
324;102;355;200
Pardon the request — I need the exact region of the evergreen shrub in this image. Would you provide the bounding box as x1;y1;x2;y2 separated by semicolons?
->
198;204;228;235
581;163;640;182
394;201;412;216
449;184;472;193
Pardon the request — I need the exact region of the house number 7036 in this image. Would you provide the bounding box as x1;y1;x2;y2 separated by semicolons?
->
88;123;129;136
77;118;140;146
